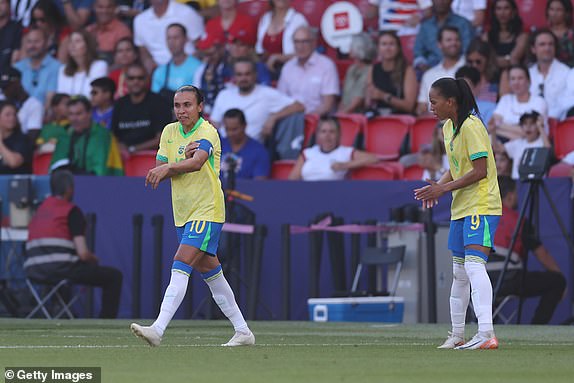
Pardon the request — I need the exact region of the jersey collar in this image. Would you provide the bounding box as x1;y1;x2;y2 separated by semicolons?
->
179;117;204;139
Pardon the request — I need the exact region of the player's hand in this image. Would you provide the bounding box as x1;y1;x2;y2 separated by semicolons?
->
414;179;445;202
145;164;170;189
185;142;200;159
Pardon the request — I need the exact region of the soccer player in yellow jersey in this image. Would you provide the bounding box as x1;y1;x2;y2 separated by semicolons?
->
131;86;254;347
414;78;502;350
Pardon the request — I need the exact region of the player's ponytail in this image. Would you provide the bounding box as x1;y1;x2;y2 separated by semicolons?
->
431;77;480;140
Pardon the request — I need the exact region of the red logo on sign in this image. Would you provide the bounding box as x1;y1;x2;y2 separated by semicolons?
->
334;12;350;30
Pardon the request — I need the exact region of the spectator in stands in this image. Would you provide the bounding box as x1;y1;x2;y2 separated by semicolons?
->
204;0;255;43
528;28;571;120
224;24;272;86
482;0;528;70
366;31;418;116
108;38;140;99
546;0;574;67
220;108;270;182
451;0;486;31
112;63;172;154
277;26;340;116
493;176;566;324
14;26;62;107
0;101;33;174
29;0;71;62
90;77;115;130
455;65;496;124
86;0;132;64
494;148;512;177
36;93;70;152
25;169;123;318
288;116;378;181
51;96;123;175
194;32;227;115
0;67;43;142
256;0;308;76
500;111;550;180
211;58;303;142
465;38;506;102
133;0;204;73
416;26;466;115
366;0;432;34
339;33;376;114
0;0;22;69
490;65;548;142
558;66;574;117
57;30;108;97
413;0;474;73
56;0;94;31
151;23;203;102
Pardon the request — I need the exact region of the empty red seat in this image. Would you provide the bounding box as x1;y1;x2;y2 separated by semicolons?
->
124;151;157;177
335;113;366;147
364;115;414;159
399;34;417;64
304;114;319;148
350;162;402;180
549;162;573;178
236;0;269;21
515;0;547;31
271;160;296;180
553;118;574;159
411;117;439;153
32;152;53;175
403;164;424;180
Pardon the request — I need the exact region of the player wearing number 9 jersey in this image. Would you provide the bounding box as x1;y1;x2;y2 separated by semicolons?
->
414;77;502;350
130;86;254;348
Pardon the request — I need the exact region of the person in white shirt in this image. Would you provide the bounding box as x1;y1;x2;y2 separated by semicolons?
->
210;58;304;142
528;29;570;120
134;0;204;73
288;116;378;181
417;26;466;115
501;111;551;180
56;30;108;97
451;0;486;30
277;26;340;116
490;64;548;142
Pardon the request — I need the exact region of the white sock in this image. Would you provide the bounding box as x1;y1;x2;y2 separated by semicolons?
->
202;265;249;333
151;262;191;337
464;260;494;335
450;262;470;337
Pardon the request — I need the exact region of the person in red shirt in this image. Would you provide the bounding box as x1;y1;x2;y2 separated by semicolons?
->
492;176;566;324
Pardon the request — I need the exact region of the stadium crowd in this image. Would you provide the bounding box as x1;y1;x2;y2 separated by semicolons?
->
2;0;574;182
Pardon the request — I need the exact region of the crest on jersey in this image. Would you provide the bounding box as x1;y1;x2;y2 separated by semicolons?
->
178;145;185;155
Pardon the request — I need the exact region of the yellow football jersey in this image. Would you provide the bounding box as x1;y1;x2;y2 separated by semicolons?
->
443;115;502;220
157;118;225;226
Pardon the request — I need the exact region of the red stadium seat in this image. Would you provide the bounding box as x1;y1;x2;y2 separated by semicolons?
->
304;114;319;148
291;0;330;27
553;118;574;159
515;0;547;31
32;152;53;175
350;162;402;180
399;34;417;64
271;160;296;180
548;117;558;141
548;162;573;178
334;113;366;147
124;151;157;177
236;0;269;21
410;117;439;153
364;115;414;159
403;164;424;180
335;59;353;85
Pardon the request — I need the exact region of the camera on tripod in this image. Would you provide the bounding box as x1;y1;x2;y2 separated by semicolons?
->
518;147;551;182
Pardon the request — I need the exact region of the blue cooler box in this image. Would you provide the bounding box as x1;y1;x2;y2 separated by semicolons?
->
307;297;404;323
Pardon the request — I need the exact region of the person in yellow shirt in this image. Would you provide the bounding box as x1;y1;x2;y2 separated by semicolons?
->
415;77;502;350
130;85;254;348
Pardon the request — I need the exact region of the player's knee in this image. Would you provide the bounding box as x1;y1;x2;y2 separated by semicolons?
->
452;263;468;282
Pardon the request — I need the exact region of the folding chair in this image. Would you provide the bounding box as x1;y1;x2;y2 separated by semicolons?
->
25;278;82;319
351;246;406;296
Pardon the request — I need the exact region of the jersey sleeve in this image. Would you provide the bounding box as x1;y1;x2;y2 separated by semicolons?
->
463;119;490;161
156;126;169;163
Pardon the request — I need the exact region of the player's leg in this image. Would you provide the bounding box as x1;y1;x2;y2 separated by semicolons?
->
192;222;254;346
456;215;500;350
438;219;468;349
131;223;203;347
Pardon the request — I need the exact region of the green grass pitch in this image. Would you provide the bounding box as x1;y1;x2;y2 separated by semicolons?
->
1;319;573;383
